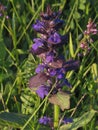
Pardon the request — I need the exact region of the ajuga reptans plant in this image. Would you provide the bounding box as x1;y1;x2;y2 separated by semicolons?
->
29;5;79;128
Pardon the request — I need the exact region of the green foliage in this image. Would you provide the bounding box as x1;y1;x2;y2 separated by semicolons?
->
49;91;70;111
0;112;33;129
60;109;96;130
0;0;98;129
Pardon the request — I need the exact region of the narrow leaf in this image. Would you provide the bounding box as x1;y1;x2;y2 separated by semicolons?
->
69;33;74;57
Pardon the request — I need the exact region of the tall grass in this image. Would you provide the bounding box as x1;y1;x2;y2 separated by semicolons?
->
0;0;98;129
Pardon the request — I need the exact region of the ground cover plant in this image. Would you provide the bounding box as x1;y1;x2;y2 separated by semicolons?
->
0;0;98;130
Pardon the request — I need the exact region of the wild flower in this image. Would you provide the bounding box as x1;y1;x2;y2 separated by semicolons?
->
62;117;73;124
29;5;79;128
39;116;73;126
84;18;98;35
39;116;52;125
79;18;98;56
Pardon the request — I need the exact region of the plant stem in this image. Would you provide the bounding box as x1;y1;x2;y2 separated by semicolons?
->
54;104;60;129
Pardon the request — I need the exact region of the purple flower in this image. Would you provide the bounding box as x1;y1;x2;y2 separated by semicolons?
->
48;68;64;79
48;69;57;76
39;116;51;125
54;19;64;25
57;72;64;79
36;85;50;99
45;52;54;63
48;32;61;44
49;19;64;29
32;42;43;50
32;38;44;50
35;64;45;73
33;20;45;33
62;117;73;124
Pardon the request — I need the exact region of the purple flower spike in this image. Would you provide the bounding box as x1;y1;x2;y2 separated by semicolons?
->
48;32;61;44
29;6;80;112
36;85;50;99
39;116;51;125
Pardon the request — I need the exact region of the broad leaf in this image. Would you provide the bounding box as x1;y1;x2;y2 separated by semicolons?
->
49;91;70;111
0;112;32;129
60;109;96;130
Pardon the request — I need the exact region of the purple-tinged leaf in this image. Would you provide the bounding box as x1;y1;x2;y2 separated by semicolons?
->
49;91;70;111
48;58;64;68
29;73;50;90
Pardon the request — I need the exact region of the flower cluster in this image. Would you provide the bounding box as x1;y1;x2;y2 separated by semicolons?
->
29;5;79;99
39;116;73;126
79;18;98;56
39;116;52;125
84;18;98;35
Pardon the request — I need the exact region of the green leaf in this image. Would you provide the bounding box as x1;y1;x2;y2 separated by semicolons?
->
60;109;96;130
49;91;70;111
0;112;32;129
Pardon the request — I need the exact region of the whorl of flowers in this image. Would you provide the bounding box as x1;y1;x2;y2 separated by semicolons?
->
29;5;79;99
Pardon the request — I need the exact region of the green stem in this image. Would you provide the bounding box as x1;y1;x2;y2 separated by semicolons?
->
54;104;60;129
21;82;57;130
